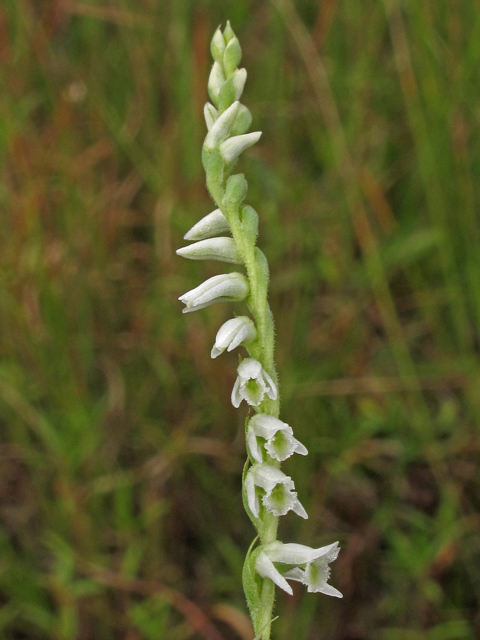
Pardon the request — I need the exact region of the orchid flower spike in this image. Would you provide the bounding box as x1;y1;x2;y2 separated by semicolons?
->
247;414;308;463
211;316;256;358
244;463;308;519
255;541;342;598
179;273;248;313
231;358;277;408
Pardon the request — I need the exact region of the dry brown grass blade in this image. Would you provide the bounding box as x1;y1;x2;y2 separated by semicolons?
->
62;2;154;27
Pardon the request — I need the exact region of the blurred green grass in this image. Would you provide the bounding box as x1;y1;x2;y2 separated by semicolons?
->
1;0;480;638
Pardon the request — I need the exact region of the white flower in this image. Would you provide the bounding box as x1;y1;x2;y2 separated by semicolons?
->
220;132;262;164
183;209;230;241
176;237;242;264
247;414;308;463
244;464;307;519
208;61;225;104
231;358;277;408
211;316;256;358
255;541;342;598
231;68;247;100
179;273;248;313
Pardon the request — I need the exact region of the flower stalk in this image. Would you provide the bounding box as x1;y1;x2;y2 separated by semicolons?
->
177;22;341;638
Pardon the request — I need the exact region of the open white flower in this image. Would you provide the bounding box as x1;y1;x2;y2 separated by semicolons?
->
255;541;342;598
179;273;248;313
211;316;256;358
247;414;308;463
183;208;230;241
244;464;307;519
231;358;277;408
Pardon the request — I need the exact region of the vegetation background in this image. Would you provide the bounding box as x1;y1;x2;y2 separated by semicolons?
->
1;0;480;638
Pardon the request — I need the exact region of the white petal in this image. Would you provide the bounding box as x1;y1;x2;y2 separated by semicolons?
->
237;357;262;381
241;377;266;406
204;101;239;150
264;429;297;462
227;322;255;351
231;376;242;408
263;542;326;565
244;471;258;517
291;497;308;520
220;132;262;164
255;552;293;596
251;464;290;492
247;425;263;463
293;439;308;456
261;369;278;401
184;209;230;242
283;567;305;583
249;414;285;441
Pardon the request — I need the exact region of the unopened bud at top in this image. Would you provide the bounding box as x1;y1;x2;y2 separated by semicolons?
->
223;20;235;44
210;27;226;63
224;36;242;76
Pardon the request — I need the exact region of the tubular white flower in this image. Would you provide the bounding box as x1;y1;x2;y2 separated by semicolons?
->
220;132;262;164
247;414;308;463
184;209;230;241
179;273;248;313
176;237;242;264
204;101;240;150
244;464;307;519
255;541;342;598
204;102;219;130
211;316;256;358
231;358;277;408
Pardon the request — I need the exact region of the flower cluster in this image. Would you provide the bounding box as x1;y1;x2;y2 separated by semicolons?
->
177;21;341;635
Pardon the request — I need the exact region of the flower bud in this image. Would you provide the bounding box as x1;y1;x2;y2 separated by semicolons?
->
184;209;230;242
220;132;262;164
224;36;242;76
211;316;256;358
210;27;226;63
204;102;218;131
176;238;242;264
223;20;235;44
179;273;248;313
218;69;247;111
208;62;225;107
204;101;240;151
224;174;248;210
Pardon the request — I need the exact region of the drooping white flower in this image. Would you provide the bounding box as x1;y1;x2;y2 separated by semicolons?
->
231;358;277;408
211;316;256;358
255;541;342;598
183;209;230;242
220;131;262;164
244;464;307;519
247;414;308;463
179;273;248;313
176;237;242;264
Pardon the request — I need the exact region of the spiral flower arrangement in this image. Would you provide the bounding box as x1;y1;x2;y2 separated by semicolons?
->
177;22;341;638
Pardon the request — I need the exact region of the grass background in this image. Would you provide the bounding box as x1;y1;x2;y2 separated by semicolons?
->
1;0;480;638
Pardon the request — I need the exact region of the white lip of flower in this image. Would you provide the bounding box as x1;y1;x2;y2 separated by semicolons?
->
247;414;308;463
211;316;256;358
184;209;230;242
244;464;308;519
231;358;277;408
179;273;248;313
176;237;242;264
255;541;342;598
